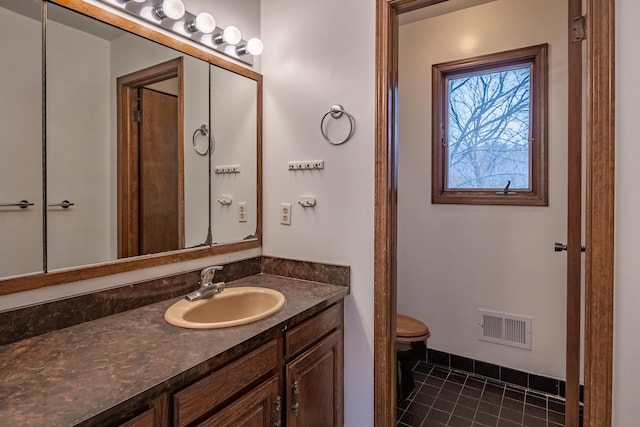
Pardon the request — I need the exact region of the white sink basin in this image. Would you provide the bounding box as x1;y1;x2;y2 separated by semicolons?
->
164;287;286;329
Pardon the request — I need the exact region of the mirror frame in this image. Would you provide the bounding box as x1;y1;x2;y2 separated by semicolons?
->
0;0;262;296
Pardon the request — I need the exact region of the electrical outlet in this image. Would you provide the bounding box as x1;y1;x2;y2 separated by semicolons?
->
281;203;291;225
238;202;247;222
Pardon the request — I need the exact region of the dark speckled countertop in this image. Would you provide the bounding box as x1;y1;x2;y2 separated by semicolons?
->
0;274;348;426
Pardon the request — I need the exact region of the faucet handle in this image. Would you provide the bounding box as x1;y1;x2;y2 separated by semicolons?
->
201;265;223;284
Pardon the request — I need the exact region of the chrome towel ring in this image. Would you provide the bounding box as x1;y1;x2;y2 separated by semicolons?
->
192;124;212;156
320;104;355;145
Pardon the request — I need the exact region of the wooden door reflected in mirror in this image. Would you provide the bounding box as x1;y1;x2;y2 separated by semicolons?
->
116;58;185;258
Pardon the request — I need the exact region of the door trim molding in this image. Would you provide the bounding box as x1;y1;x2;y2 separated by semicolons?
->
373;1;615;426
566;0;584;424
584;0;615;425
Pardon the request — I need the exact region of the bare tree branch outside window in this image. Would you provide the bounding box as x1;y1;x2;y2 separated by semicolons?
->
446;66;531;189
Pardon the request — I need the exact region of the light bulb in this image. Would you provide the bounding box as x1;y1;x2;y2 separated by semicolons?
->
201;34;215;46
246;38;263;55
195;12;216;33
222;25;242;45
237;38;264;56
154;0;185;20
187;12;216;33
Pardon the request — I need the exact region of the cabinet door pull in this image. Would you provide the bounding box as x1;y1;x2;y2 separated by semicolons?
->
273;395;282;427
291;381;300;415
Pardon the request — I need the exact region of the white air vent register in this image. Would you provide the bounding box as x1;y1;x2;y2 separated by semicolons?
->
477;308;532;350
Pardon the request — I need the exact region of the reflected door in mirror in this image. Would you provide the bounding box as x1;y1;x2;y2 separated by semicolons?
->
117;58;185;258
139;87;182;255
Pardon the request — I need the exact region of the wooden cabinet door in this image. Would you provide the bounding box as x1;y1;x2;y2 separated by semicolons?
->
286;330;343;427
197;376;281;427
119;393;170;427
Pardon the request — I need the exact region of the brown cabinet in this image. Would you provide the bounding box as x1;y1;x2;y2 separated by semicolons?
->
285;330;343;427
117;302;343;427
118;394;170;427
285;303;344;427
174;340;280;427
119;409;155;427
197;376;281;427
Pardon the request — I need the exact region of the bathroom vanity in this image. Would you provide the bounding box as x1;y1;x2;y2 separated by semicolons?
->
0;273;348;427
0;1;347;424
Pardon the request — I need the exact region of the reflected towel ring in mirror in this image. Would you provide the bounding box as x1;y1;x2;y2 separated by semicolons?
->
320;104;355;145
192;124;212;156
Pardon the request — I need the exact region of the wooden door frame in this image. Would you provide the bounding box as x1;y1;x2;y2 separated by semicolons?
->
566;0;583;424
116;57;185;258
374;1;615;426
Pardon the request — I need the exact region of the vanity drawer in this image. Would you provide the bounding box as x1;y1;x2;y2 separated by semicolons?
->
285;303;342;359
173;339;279;427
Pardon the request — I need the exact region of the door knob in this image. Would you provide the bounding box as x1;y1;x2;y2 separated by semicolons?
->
554;242;586;252
554;242;568;252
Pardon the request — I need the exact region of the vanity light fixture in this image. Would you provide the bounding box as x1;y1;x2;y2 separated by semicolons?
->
186;12;216;34
154;0;185;20
96;0;261;65
237;37;264;56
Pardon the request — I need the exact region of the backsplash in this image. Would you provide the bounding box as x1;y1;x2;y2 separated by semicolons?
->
0;256;349;347
262;256;350;287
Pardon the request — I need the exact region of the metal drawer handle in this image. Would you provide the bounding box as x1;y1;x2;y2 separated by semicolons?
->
291;381;300;415
273;395;282;427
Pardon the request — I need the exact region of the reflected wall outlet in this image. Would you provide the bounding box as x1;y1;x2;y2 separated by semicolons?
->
281;203;291;225
238;202;247;222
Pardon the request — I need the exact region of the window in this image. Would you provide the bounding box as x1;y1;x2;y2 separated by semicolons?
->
432;44;548;205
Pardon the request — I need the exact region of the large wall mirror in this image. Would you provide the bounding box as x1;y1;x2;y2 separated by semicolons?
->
0;0;261;294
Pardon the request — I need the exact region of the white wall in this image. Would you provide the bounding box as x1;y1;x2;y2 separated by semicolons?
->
261;1;375;425
46;19;112;270
183;56;211;247
614;0;640;423
0;6;43;278
398;0;568;379
210;66;258;243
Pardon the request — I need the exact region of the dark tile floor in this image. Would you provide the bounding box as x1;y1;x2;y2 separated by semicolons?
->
397;362;576;427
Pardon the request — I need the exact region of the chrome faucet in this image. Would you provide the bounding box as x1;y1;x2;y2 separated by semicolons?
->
185;266;225;301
